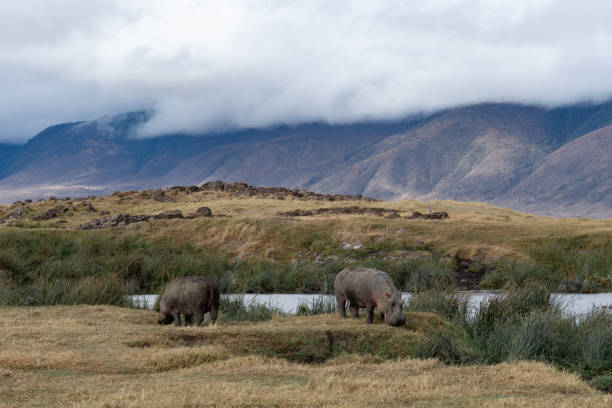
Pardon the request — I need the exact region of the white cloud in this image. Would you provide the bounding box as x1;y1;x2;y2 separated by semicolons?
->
1;0;612;141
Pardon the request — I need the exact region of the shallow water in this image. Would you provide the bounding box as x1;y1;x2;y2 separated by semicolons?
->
128;291;612;316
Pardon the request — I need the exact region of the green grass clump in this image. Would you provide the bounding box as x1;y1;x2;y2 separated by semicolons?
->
219;295;286;322
407;286;612;391
482;236;612;292
296;295;337;316
589;375;612;393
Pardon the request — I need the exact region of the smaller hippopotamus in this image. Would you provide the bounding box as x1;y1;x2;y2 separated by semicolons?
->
334;266;405;327
158;276;220;326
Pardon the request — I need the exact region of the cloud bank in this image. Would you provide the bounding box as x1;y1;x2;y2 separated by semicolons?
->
2;0;612;141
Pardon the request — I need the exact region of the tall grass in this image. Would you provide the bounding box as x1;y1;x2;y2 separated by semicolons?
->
296;295;337;316
1;230;611;307
409;286;612;391
218;295;286;322
481;236;612;291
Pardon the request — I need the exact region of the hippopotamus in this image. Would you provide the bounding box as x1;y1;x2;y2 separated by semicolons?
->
157;276;220;326
334;267;405;327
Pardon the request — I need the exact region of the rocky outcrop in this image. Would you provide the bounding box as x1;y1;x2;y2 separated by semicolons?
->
31;208;63;221
405;211;449;220
79;213;151;229
199;181;377;202
278;206;400;218
8;205;28;219
278;207;449;220
77;208;215;229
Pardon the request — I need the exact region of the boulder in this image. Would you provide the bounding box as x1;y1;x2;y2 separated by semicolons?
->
8;206;28;219
196;207;213;217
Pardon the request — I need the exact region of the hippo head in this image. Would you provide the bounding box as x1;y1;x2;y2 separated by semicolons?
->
157;311;174;325
381;291;405;327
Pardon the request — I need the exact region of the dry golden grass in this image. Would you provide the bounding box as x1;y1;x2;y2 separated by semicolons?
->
2;189;612;262
0;306;608;407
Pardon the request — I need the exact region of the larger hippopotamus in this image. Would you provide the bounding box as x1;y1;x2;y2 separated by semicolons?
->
157;276;220;326
334;267;405;327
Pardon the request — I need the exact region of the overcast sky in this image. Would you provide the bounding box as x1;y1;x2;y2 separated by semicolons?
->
2;0;612;142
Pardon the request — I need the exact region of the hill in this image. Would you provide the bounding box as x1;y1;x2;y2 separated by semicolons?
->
1;182;611;295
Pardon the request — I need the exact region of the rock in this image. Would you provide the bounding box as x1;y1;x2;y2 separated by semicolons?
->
48;196;58;201
78;210;184;229
78;213;149;229
148;188;176;203
343;243;363;250
0;217;4;224
198;180;379;202
278;206;401;217
8;206;28;219
279;209;314;217
99;210;110;215
405;211;449;220
152;210;184;219
200;180;226;191
31;208;63;221
12;201;24;206
195;207;213;217
168;185;200;193
24;199;32;203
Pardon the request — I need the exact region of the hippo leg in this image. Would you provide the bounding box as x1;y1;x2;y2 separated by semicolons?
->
366;305;375;324
171;311;181;326
192;311;204;327
349;303;360;319
336;296;347;318
184;315;193;326
209;307;218;325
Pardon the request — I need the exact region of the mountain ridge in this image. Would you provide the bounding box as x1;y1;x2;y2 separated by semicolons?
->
1;101;611;218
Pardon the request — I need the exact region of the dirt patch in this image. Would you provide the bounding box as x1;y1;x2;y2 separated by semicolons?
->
452;255;488;290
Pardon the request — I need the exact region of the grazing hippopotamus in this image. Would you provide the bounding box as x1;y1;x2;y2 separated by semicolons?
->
334;267;405;327
158;276;220;326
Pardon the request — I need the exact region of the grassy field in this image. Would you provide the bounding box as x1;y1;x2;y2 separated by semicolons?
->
1;187;611;304
1;305;609;407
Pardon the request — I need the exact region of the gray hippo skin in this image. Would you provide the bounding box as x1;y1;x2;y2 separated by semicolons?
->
158;276;220;326
334;267;405;327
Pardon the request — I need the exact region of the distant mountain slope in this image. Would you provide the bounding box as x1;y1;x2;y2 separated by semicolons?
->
495;125;612;218
0;101;610;217
311;104;556;201
0;143;21;177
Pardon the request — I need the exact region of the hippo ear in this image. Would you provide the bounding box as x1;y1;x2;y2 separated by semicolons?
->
384;291;391;299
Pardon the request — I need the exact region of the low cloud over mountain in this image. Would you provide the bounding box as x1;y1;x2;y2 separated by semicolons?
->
2;1;612;141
